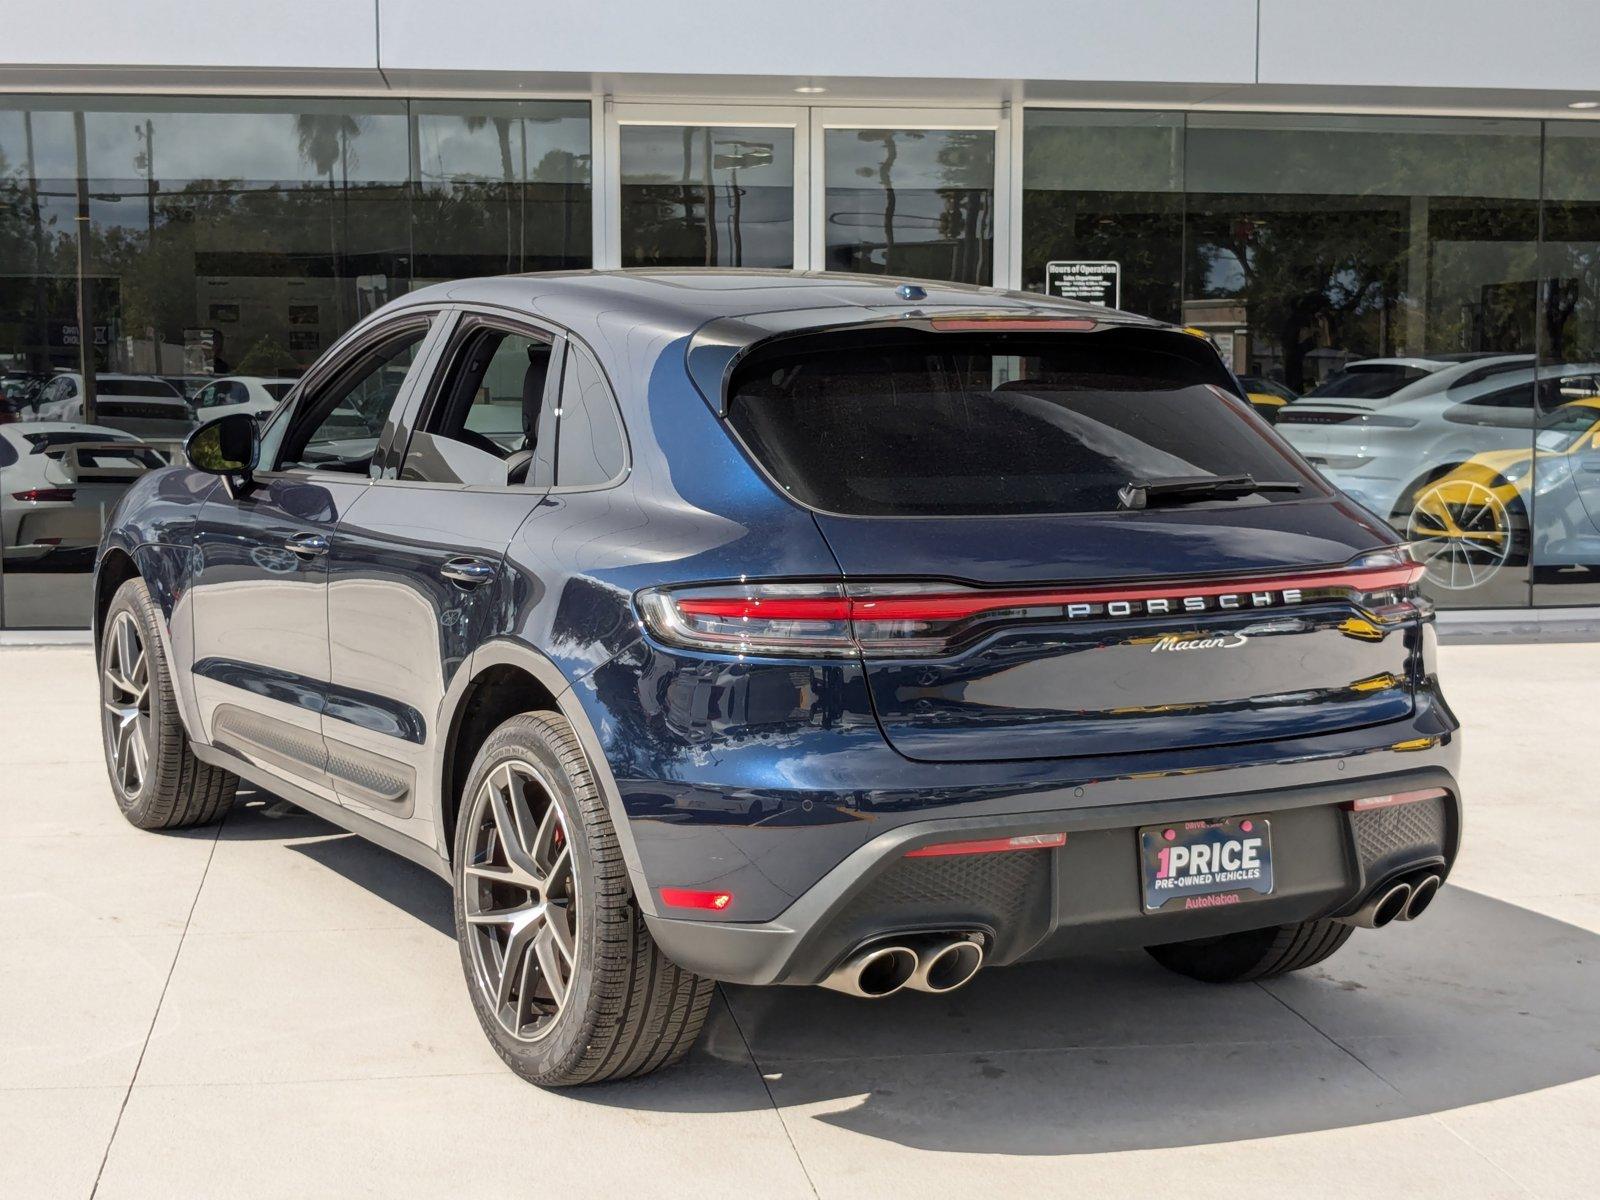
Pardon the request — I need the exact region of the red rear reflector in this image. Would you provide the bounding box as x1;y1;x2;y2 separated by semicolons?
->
906;832;1067;858
1347;787;1448;812
659;887;733;911
11;487;76;502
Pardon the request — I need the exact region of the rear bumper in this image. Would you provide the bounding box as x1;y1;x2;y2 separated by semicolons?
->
644;766;1461;986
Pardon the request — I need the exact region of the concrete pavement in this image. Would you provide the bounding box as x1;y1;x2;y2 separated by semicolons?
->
1;642;1596;1199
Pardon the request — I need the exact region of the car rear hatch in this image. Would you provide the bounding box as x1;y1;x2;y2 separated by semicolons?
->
708;317;1424;764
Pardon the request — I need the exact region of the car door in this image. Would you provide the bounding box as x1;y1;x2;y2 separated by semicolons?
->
324;310;560;838
188;313;442;803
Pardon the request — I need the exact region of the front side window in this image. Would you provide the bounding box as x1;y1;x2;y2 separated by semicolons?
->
728;332;1311;517
273;324;429;474
400;324;554;486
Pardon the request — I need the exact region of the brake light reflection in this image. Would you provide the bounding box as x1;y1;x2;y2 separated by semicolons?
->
906;832;1067;858
1347;787;1448;812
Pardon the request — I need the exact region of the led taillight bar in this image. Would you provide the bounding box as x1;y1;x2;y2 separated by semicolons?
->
1347;787;1449;812
906;832;1067;858
671;562;1425;625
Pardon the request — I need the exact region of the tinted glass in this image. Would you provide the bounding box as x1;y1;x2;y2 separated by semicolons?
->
620;125;794;268
824;128;994;284
0;96;589;626
94;377;181;397
410;101;592;283
1023;111;1183;319
402;326;551;484
1185;114;1540;609
277;329;425;473
1533;123;1600;607
728;334;1306;517
555;347;625;487
1306;365;1432;399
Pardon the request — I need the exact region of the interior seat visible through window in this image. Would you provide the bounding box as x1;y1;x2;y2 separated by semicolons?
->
400;324;554;486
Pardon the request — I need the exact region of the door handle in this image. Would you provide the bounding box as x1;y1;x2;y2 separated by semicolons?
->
284;532;329;558
441;557;498;588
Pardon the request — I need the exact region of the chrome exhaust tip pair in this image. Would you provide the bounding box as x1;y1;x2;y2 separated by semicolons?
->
1341;872;1444;929
820;935;985;999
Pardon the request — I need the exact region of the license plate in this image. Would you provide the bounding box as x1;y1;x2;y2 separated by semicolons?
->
1139;816;1273;914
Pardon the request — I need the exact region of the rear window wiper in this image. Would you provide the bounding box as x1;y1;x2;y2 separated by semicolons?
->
1117;474;1302;510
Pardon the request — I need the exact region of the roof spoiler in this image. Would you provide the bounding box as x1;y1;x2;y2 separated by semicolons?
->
685;309;1239;417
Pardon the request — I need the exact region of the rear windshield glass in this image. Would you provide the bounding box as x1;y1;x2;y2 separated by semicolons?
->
1304;364;1431;400
726;334;1312;517
263;382;294;400
94;378;183;399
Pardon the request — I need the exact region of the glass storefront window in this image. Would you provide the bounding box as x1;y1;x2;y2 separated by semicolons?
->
822;127;994;284
620;124;795;268
1185;114;1541;608
412;101;592;283
1532;123;1600;606
1022;110;1183;321
1023;110;1553;609
0;95;590;628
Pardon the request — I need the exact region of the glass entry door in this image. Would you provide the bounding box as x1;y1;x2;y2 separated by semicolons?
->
610;105;809;269
811;108;1010;286
604;105;1011;285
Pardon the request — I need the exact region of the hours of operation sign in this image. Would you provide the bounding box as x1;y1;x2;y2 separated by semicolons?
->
1045;261;1121;309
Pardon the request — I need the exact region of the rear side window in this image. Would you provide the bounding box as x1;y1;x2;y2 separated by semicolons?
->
726;334;1310;517
555;346;626;487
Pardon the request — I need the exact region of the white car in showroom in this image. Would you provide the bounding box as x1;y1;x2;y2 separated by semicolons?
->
1275;353;1541;520
31;373;194;443
0;422;166;565
191;375;297;423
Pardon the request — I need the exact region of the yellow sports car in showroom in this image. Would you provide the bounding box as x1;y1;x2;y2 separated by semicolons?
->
1408;397;1600;590
1236;374;1297;422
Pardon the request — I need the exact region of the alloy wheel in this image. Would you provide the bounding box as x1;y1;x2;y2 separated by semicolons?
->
1406;480;1513;590
102;611;153;799
462;760;579;1043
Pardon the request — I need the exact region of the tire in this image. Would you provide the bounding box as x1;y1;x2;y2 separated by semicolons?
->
100;577;238;830
452;712;713;1086
1145;918;1354;983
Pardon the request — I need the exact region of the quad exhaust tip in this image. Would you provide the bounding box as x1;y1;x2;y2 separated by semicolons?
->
1403;873;1442;922
820;934;985;999
907;937;985;994
1343;879;1413;929
1341;871;1445;929
820;944;919;998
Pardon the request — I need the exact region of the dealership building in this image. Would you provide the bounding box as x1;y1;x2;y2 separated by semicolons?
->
3;0;1600;627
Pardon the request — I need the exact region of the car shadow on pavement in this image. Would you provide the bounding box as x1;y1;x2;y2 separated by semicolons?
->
224;791;457;938
241;796;1600;1155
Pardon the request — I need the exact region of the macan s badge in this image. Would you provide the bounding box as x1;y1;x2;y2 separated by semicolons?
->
1150;631;1250;653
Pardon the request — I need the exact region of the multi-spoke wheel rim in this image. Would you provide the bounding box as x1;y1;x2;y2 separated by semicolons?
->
101;611;152;800
462;760;578;1043
1407;480;1513;590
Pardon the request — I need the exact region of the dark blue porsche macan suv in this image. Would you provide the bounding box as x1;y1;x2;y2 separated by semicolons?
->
94;271;1461;1085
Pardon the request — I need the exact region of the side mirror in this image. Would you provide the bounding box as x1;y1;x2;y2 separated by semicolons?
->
184;412;259;498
